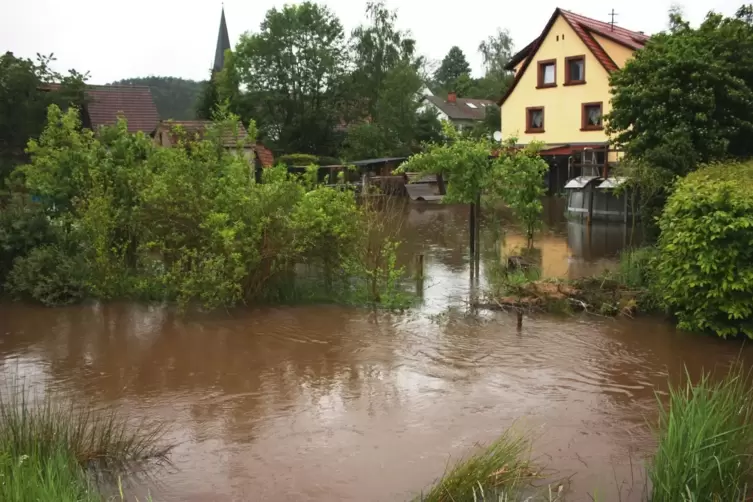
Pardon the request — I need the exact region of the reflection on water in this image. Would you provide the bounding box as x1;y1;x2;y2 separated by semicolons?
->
0;202;740;502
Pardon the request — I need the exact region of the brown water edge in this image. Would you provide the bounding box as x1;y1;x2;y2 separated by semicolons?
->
0;203;748;501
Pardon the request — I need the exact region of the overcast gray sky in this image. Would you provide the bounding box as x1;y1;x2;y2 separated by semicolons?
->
0;0;739;84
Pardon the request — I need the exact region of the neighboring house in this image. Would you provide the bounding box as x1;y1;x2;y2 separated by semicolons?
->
421;93;495;131
499;7;648;187
41;83;160;134
83;85;161;134
153;119;275;168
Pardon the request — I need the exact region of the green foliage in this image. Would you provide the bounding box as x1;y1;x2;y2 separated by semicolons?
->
228;2;347;154
0;448;97;502
277;153;319;166
112;76;203;120
608;7;753;178
488;142;548;245
0;52;87;185
399;123;492;204
0;384;169;501
195;71;222;121
418;429;534;502
617;247;659;290
434;46;472;91
415;108;444;145
478;28;514;81
650;364;753;501
342;123;394;161
6;245;87;306
656;162;753;337
2;103;408;310
399;130;547;244
0;195;54;284
349;1;420;119
343;60;424;160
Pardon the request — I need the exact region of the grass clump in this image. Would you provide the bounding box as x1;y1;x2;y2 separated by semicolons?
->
0;385;170;501
417;429;539;502
650;364;753;501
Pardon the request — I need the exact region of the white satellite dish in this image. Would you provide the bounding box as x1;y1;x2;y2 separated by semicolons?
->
493;131;502;142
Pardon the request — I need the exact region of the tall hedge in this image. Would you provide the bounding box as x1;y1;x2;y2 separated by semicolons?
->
657;162;753;338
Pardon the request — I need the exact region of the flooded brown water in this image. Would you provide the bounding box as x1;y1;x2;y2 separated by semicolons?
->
0;203;748;501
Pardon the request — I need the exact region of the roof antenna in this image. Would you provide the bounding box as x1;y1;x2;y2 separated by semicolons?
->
609;8;618;31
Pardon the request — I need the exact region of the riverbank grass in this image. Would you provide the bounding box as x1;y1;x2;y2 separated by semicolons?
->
0;386;170;501
650;365;753;501
417;429;541;502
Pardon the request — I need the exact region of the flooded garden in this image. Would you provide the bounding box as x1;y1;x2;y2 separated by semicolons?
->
1;202;749;501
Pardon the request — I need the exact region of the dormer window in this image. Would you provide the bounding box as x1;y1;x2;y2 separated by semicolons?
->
565;55;586;85
537;59;557;88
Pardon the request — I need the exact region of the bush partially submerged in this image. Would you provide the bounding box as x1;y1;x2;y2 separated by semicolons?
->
1;105;408;309
656;162;753;337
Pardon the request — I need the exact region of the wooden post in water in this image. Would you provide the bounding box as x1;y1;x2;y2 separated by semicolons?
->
474;193;482;270
516;310;523;331
469;201;476;262
414;253;424;280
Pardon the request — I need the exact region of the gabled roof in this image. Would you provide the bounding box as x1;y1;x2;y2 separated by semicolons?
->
155;119;275;167
422;95;496;121
86;85;160;133
499;8;649;105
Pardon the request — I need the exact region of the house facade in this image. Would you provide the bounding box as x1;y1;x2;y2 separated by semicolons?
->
499;9;647;158
421;93;495;131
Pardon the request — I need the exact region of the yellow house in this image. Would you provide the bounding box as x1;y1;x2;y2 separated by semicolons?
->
499;8;648;189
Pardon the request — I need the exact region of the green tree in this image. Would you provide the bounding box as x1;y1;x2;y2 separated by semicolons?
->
195;70;219;120
478;28;514;80
434;46;472;91
0;52;87;185
343;62;424;159
398;126;547;244
415;108;443;145
488;140;548;246
229;2;348;154
608;6;753;178
350;1;419;118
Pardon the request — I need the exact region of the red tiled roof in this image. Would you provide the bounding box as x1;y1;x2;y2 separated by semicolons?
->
254;143;275;167
86;85;160;133
499;8;649;105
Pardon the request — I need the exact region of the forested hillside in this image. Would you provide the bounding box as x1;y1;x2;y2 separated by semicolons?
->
111;76;204;120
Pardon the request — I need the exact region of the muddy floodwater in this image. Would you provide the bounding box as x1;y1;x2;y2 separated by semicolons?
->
0;202;749;501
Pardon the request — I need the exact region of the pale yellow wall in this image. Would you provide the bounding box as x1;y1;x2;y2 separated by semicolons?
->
501;15;619;145
591;34;634;69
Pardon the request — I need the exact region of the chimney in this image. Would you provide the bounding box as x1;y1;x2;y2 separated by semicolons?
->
447;92;457;104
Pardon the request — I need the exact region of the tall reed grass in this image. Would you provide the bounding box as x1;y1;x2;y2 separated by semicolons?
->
0;384;170;501
417;429;541;502
649;364;753;501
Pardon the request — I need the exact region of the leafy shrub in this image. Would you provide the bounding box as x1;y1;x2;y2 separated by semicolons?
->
316;155;341;166
277;153;319;166
3;105;409;310
6;245;87;306
656;162;753;337
0;195;54;284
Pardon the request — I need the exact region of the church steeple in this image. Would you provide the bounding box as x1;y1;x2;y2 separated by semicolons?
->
213;7;231;72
